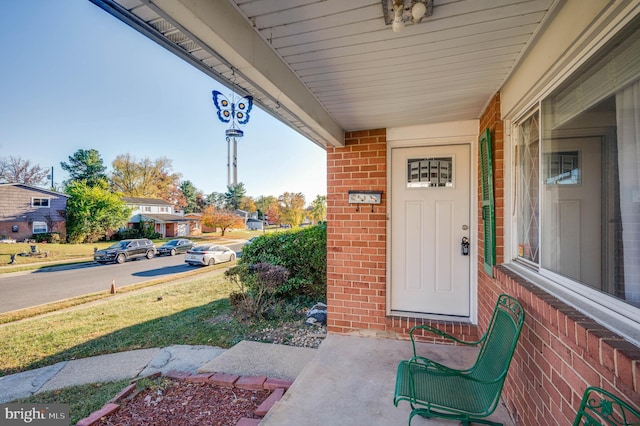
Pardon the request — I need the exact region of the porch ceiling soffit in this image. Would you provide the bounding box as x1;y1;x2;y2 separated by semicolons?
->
91;0;559;147
91;0;344;148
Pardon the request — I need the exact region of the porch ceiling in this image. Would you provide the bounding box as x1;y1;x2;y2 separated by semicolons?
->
90;0;558;148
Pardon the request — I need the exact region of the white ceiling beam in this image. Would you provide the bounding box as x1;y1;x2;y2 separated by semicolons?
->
149;0;345;147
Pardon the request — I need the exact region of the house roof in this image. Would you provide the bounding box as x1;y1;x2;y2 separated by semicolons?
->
0;183;69;198
89;0;558;148
140;213;193;223
123;197;173;206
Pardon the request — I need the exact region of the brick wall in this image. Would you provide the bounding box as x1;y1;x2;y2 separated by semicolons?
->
0;185;67;241
325;129;480;342
485;267;640;425
326;129;388;334
326;108;639;423
477;93;640;423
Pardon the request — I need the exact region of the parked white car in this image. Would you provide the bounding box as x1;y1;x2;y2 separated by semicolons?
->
185;244;236;266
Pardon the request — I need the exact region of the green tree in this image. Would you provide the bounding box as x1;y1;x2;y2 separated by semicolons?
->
308;195;327;223
206;192;226;209
180;180;203;214
224;183;246;210
279;192;306;227
60;149;108;188
65;181;131;243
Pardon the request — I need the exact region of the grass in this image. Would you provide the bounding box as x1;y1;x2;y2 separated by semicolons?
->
3;267;311;424
0;272;254;377
13;379;133;425
0;262;230;325
1;227;309;423
0;241;112;270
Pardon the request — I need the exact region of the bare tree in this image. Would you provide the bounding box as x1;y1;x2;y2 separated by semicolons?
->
0;156;49;186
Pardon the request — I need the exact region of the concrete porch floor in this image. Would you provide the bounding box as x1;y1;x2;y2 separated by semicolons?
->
261;334;515;426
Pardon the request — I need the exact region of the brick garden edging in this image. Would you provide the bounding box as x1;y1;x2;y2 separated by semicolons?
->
76;371;293;426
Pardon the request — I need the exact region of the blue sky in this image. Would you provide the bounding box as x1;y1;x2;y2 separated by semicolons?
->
0;0;326;204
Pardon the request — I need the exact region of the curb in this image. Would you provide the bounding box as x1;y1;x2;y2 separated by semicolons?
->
76;370;293;426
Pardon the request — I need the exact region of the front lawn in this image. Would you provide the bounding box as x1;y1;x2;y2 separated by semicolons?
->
0;241;112;268
0;273;247;377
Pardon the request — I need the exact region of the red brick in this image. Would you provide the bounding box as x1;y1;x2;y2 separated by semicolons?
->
255;388;285;417
108;383;137;403
76;403;120;426
185;373;214;383
210;372;240;387
264;378;294;390
236;375;267;390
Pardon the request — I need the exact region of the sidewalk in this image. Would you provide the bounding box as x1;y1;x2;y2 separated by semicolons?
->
0;336;515;425
0;342;316;404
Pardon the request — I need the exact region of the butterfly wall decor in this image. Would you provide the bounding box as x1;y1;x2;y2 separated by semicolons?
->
211;90;253;125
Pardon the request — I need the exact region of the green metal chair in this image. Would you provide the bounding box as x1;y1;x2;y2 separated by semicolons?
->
394;294;525;426
573;386;640;425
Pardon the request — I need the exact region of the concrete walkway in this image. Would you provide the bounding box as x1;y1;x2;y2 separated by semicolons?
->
0;336;515;425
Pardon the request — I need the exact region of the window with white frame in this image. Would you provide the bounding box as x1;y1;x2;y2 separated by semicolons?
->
32;221;47;234
31;198;50;208
513;16;640;310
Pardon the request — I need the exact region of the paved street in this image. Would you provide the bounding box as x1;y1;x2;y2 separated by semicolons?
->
0;242;243;313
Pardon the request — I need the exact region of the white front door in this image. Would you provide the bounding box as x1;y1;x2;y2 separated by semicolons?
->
390;144;471;317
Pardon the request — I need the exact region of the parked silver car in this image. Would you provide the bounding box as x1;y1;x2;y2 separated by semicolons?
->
185;244;236;266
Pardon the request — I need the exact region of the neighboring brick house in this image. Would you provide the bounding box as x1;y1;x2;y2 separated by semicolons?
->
122;197;195;238
0;183;68;241
93;1;640;422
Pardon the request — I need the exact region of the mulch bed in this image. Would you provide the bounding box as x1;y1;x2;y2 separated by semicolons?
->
97;378;270;426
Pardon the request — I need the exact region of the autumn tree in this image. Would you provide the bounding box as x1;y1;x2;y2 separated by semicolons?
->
65;180;131;243
0;156;49;186
201;206;244;237
279;192;306;227
110;154;183;206
267;203;281;225
308;195;327;223
60;149;108;188
239;196;256;213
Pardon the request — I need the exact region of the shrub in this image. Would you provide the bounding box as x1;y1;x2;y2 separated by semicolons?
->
225;224;326;320
225;263;289;319
113;221;161;241
32;232;61;243
239;224;326;299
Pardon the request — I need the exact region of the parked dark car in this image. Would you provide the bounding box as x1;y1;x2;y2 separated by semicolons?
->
94;239;156;264
157;238;194;256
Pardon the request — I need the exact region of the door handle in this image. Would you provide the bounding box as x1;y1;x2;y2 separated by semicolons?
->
461;237;470;256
